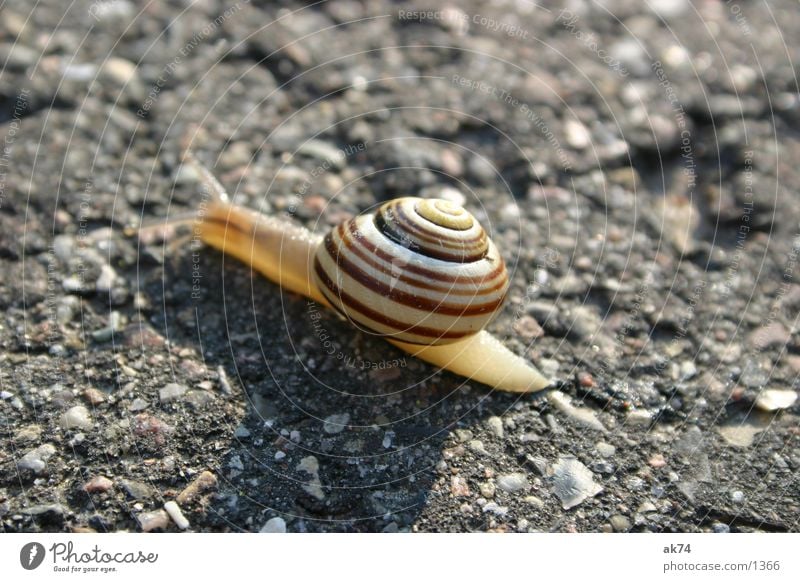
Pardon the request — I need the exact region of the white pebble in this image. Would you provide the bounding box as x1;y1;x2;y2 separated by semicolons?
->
323;413;350;434
260;517;287;533
548;391;607;432
164;501;190;530
159;383;188;403
60;405;92;430
486;416;504;438
596;442;616;457
496;473;528;493
481;502;508;516
565;119;591;149
552;456;603;510
137;510;169;532
17;444;56;474
754;389;797;412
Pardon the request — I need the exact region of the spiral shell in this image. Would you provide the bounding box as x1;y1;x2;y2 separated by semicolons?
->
313;197;509;345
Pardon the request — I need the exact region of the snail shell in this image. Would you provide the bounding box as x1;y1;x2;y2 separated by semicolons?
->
313;198;508;345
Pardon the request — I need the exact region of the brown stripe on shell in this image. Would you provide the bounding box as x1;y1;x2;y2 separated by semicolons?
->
321;231;506;316
338;222;508;296
393;203;487;260
313;258;473;342
348;219;503;285
393;202;488;257
375;202;487;263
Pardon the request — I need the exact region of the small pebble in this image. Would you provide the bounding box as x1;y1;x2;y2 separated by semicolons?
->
496;473;528;493
638;501;657;513
718;423;764;448
754;389;797;412
323;413;350;434
132;414;174;445
480;482;496;498
486;416;504;438
60;405;92;430
610;514;631;532
15;425;42;442
626;410;652;427
91;311;123;342
229;455;244;471
185;390;215;409
17;444;57;474
482;502;508;516
102;57;138;85
548;391;607;432
591;461;615;475
275;451;286;461
83;475;113;494
711;522;730;533
451;475;471;497
164;501;190;530
680;360;698;380
596;442;616;457
137;509;169;532
298;456;325;500
217;365;234;395
730;490;745;503
177;471;218;505
552;456;603;510
159;383;188;403
565;119;591;149
260;517;287;533
468;440;487;455
82;388;106;405
62;276;86;294
296;140;347;170
739;361;768;388
120;480;152;500
129;398;149;412
524;496;544;508
467;155;496;184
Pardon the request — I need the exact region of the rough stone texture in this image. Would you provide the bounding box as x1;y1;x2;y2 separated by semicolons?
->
0;0;798;533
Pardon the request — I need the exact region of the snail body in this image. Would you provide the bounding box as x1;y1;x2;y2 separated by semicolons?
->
171;152;551;393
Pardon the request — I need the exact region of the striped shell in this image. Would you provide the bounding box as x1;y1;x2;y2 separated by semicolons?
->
313;197;509;345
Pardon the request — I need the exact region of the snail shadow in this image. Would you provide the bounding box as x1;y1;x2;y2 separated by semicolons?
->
141;249;543;532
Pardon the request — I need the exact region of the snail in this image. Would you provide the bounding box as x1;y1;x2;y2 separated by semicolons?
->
138;148;553;393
